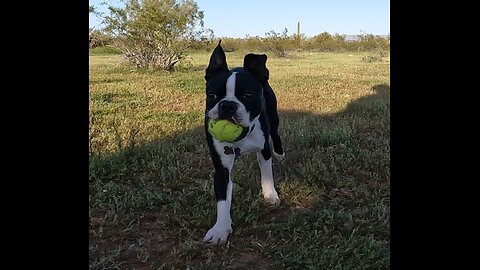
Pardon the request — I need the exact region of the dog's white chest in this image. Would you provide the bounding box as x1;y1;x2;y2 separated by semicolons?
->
232;126;265;154
212;118;265;157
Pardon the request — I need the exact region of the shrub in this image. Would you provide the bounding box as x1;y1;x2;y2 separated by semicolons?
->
263;28;293;57
103;0;211;71
89;30;113;49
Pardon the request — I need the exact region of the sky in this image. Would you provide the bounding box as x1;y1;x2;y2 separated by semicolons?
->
89;0;389;38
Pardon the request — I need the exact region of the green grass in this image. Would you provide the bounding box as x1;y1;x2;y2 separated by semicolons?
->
89;50;390;269
89;46;123;56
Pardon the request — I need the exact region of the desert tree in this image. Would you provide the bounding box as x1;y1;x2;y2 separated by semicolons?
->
103;0;211;70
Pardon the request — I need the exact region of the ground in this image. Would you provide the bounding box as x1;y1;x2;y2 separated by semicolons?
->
89;49;390;269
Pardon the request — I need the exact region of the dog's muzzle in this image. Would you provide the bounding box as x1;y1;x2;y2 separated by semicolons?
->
218;100;238;119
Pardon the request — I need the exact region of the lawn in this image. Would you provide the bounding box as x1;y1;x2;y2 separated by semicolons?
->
89;48;390;269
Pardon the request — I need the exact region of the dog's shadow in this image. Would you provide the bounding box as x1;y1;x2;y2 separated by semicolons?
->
89;83;390;266
232;83;390;214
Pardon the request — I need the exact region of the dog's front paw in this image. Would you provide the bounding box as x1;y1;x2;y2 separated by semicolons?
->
263;190;280;206
273;151;285;161
203;222;232;245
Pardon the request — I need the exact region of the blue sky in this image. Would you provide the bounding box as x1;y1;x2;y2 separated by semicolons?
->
89;0;389;38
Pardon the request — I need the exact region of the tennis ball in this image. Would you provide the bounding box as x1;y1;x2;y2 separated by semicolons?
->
208;119;246;142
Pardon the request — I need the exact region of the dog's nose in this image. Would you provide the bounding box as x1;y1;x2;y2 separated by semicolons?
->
218;100;238;115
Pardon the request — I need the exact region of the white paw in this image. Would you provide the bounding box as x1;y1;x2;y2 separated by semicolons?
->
203;222;232;245
263;189;280;206
273;151;285;161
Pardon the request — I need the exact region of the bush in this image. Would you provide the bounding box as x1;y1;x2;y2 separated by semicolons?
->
89;30;113;49
350;33;390;52
361;54;382;63
263;28;293;57
104;0;211;71
89;46;124;55
304;32;344;51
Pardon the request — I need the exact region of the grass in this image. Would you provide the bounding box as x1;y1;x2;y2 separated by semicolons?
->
89;48;390;269
89;46;123;56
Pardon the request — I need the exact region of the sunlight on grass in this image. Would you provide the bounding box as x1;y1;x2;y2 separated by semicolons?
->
89;50;389;269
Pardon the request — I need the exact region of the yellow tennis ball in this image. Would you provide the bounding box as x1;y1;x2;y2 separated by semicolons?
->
208;119;245;142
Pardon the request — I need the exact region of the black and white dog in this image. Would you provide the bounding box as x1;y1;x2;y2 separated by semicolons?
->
203;42;285;245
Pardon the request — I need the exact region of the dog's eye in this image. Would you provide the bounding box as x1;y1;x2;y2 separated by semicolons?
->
244;92;254;99
207;93;217;100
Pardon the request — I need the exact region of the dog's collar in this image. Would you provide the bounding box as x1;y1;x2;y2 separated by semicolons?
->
233;124;255;142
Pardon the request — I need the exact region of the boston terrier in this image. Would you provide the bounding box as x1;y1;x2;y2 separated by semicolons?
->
203;41;285;245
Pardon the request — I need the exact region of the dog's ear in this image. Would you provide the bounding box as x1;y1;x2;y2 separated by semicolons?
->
205;40;229;81
243;54;269;83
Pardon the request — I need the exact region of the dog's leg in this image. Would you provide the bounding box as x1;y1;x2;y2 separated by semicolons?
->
257;146;280;205
271;130;285;161
203;141;235;245
263;83;285;160
269;109;285;161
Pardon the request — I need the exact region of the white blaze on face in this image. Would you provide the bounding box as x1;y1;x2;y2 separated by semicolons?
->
207;72;251;127
225;72;237;98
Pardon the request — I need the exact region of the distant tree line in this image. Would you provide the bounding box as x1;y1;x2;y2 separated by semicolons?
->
90;28;389;55
89;0;389;70
218;29;389;57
